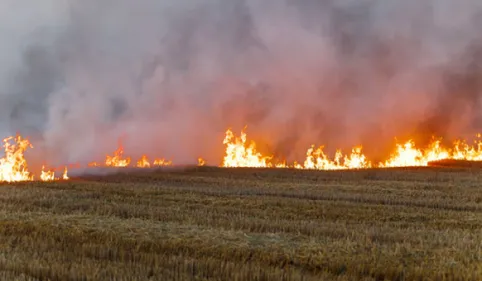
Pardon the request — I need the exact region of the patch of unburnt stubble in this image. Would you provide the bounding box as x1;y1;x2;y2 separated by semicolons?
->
0;166;481;280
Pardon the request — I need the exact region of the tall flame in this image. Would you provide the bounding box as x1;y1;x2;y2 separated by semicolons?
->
6;128;482;180
0;136;34;182
222;128;278;168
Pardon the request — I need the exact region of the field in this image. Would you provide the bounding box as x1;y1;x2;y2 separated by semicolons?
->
0;166;481;281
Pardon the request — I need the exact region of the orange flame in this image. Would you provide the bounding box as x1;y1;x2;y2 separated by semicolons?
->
222;128;280;168
302;145;371;170
105;140;131;167
40;166;69;182
40;166;55;182
136;155;151;168
381;139;450;167
0;136;34;182
153;158;172;166
62;167;69;180
7;128;482;176
452;138;482;161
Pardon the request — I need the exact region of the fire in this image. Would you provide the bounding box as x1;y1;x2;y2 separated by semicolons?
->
303;146;342;170
62;167;69;180
452;139;482;161
0;136;34;182
40;166;69;182
88;142;173;168
136;155;150;168
302;145;371;170
40;166;55;181
153;158;172;166
344;146;372;169
105;140;131;167
222;128;279;168
381;139;451;167
7;127;482;181
0;135;69;183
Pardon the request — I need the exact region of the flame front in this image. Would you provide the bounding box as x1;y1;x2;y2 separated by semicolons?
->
0;136;34;182
381;139;451;167
303;145;371;170
222;128;279;168
40;166;69;182
8;128;482;182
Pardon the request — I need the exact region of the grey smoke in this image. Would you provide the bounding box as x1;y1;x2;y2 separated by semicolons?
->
1;0;482;167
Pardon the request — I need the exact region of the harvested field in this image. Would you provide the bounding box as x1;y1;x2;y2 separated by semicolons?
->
0;166;481;280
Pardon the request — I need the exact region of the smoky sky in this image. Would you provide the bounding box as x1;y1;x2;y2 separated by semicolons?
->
1;0;482;166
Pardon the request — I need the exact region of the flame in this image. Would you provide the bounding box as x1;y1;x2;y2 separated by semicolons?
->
153;158;172;166
62;167;69;180
5;128;482;177
0;136;34;182
380;139;450;167
344;146;372;169
40;166;69;182
105;140;131;167
222;128;281;168
452;139;482;161
302;145;371;170
136;155;151;168
40;166;55;182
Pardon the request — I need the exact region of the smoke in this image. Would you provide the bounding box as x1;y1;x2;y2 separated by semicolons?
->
2;0;482;166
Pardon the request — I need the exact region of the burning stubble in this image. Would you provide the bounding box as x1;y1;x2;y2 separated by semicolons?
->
1;0;482;166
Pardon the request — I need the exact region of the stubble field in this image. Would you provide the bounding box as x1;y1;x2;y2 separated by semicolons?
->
0;166;481;280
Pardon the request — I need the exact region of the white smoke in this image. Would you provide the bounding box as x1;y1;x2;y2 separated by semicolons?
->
1;0;482;167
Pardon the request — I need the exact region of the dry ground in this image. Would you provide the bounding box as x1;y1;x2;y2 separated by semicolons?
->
0;166;481;281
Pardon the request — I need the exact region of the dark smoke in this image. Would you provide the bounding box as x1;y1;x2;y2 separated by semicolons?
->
1;0;482;166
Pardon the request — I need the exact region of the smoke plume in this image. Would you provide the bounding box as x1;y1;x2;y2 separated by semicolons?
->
1;0;482;166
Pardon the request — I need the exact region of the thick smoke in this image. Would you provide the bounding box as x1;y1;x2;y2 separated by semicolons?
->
1;0;482;167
